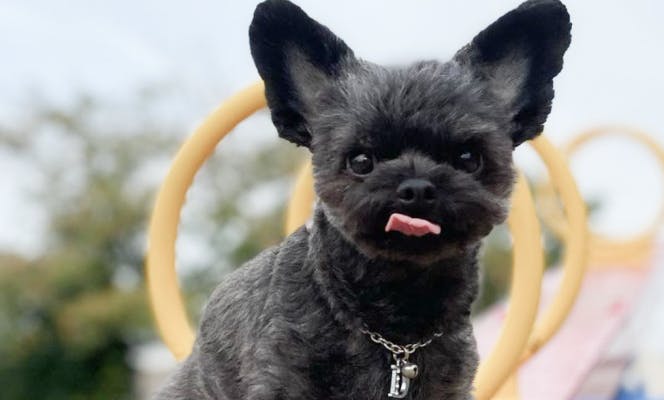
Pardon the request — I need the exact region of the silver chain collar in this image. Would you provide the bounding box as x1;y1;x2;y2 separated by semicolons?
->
360;327;444;359
359;327;444;398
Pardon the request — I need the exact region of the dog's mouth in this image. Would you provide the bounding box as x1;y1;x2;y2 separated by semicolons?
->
384;213;441;237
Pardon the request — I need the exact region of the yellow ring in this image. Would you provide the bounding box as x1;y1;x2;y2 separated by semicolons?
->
485;137;588;398
146;81;266;360
518;136;589;362
467;172;545;400
488;137;588;399
538;126;664;265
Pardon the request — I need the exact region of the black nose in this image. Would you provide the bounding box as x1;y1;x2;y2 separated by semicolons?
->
397;179;436;206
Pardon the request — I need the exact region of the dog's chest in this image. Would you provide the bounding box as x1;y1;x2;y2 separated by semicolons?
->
298;335;453;400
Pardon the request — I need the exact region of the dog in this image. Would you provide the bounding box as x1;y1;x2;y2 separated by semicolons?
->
155;0;570;398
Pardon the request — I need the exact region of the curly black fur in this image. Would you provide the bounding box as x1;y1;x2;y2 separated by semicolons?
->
155;0;570;399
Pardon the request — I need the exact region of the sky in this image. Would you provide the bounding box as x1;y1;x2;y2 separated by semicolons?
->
1;0;663;256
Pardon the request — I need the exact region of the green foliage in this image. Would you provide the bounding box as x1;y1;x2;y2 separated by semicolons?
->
0;98;172;399
0;95;304;398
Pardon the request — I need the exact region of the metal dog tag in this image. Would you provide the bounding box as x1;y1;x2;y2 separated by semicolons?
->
388;357;418;398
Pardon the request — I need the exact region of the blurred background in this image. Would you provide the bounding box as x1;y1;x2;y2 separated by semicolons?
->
1;1;662;399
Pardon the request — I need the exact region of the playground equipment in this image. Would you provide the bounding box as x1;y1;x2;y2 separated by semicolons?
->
147;83;267;360
145;82;662;399
537;126;664;266
479;127;663;399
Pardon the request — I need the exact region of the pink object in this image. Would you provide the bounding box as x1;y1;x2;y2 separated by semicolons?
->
385;213;441;236
473;259;654;400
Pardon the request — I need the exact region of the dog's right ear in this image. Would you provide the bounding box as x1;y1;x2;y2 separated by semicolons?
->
250;0;355;148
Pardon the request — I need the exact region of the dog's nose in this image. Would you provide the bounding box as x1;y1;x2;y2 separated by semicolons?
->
397;179;436;206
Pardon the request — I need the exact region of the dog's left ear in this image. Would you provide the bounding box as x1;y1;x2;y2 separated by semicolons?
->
249;0;355;148
454;0;571;147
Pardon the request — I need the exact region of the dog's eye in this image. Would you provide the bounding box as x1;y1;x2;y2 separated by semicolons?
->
347;153;374;175
454;149;483;173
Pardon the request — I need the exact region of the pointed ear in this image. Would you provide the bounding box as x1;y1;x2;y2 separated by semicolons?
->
249;0;355;148
454;0;571;146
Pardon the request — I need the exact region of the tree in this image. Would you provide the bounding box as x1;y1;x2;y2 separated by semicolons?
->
0;93;304;399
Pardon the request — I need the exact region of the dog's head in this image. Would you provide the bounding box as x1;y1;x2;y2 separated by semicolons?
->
250;0;570;263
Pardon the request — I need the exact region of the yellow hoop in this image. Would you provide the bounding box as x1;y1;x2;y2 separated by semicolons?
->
518;136;589;362
482;137;588;399
146;82;266;360
538;126;664;266
463;172;546;400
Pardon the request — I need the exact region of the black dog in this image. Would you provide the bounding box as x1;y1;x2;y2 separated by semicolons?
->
156;0;570;398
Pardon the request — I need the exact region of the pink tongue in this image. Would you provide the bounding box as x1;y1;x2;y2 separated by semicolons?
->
385;213;441;237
